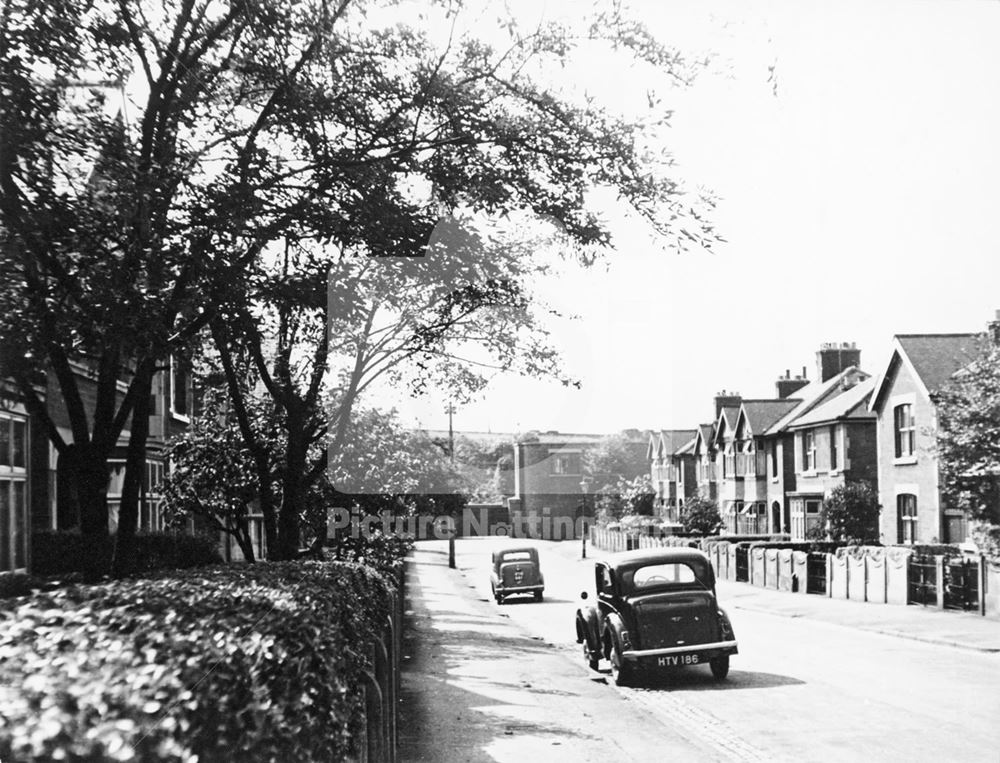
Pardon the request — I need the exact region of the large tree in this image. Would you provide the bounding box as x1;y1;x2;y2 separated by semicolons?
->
1;0;718;567
936;337;1000;558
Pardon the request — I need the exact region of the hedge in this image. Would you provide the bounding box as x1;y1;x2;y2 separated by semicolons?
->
31;530;223;578
0;560;391;761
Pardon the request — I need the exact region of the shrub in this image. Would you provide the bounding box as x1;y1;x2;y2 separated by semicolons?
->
818;482;880;544
325;531;414;576
0;561;391;762
680;496;723;535
0;573;49;600
32;530;223;578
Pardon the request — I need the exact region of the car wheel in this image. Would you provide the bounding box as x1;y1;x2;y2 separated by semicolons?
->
609;638;634;687
584;643;600;672
534;591;543;602
710;655;730;681
496;595;504;605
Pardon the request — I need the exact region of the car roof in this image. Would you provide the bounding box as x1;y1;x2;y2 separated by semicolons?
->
600;547;709;570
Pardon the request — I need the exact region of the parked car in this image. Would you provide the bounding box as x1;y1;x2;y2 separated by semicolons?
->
490;547;544;604
575;548;737;686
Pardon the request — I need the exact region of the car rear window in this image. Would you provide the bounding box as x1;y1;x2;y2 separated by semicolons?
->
502;552;532;562
629;563;698;589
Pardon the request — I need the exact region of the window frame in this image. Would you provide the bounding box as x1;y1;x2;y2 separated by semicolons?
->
893;402;916;460
897;493;918;543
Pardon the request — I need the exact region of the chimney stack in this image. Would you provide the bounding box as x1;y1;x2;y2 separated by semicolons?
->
816;342;862;382
714;390;742;417
775;368;809;398
989;309;1000;346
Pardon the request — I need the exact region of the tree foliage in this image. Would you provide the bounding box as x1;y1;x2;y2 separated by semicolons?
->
680;495;722;536
936;338;1000;557
1;0;718;566
816;482;880;544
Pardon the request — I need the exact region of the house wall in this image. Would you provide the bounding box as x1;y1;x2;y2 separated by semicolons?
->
874;360;943;544
514;441;590;538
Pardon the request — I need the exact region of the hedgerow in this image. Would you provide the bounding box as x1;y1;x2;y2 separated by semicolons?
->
0;561;391;761
31;530;223;579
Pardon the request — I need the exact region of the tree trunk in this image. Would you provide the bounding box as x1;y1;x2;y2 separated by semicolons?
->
111;362;154;578
276;415;306;560
71;443;111;538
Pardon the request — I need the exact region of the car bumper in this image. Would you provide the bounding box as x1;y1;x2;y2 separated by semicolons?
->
622;640;738;663
496;585;544;595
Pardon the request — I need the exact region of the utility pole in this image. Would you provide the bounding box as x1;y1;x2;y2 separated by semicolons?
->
445;402;455;462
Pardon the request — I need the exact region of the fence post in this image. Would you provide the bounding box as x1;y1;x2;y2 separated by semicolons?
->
935;556;945;609
826;553;834;598
979;555;987;617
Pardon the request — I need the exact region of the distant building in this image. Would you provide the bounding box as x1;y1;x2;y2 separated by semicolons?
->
511;430;649;539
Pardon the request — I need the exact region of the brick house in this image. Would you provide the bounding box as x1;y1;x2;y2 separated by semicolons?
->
726;399;802;533
784;376;878;539
761;365;872;536
511;430;649;538
869;333;983;544
647;429;697;522
692;423;718;500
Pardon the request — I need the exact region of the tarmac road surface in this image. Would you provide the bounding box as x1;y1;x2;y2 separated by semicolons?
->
400;537;1000;762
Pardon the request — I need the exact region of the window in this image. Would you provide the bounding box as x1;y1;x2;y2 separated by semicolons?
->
632;563;696;588
770;442;778;477
551;453;580;475
170;356;191;420
830;425;838;471
1;414;28;470
894;403;915;458
803;430;817;472
805;499;821;515
897;494;918;543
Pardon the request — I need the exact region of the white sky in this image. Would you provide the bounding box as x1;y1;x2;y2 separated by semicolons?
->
375;0;1000;435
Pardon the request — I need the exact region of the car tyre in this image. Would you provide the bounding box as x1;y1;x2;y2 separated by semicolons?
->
710;655;730;681
609;638;634;687
534;591;543;602
585;645;600;672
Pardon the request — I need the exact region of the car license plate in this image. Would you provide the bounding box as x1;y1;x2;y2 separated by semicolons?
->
657;654;699;667
514;568;524;584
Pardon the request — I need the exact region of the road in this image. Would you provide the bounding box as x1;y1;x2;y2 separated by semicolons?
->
445;536;1000;762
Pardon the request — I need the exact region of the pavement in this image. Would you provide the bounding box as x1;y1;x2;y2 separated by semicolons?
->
397;544;711;762
398;541;1000;762
715;578;1000;653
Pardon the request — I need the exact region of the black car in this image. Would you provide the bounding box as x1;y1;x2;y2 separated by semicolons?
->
575;548;738;686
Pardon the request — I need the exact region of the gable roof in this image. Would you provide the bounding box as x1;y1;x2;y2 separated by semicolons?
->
764;366;871;435
789;377;876;428
712;406;741;446
692;424;714;455
870;334;982;411
736;399;801;437
650;429;698;460
675;434;697;456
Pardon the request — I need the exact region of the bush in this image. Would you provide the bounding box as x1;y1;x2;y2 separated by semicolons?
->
325;531;414;575
32;530;223;578
818;482;880;544
680;496;723;535
0;561;392;762
0;573;50;600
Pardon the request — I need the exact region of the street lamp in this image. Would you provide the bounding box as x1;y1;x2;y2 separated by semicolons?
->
579;477;592;558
